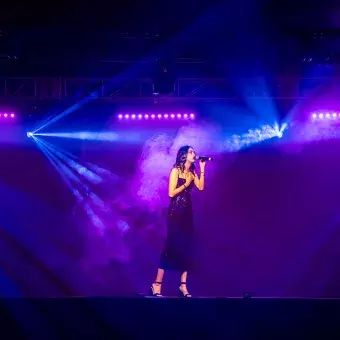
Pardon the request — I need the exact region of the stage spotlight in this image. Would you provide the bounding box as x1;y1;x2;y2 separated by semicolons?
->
310;111;340;121
27;132;33;138
117;112;196;121
0;112;15;119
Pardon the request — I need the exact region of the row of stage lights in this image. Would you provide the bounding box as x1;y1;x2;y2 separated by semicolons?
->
311;112;340;120
0;112;15;118
117;113;196;120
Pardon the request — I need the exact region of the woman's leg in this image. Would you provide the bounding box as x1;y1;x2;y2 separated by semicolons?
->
179;271;191;297
151;268;164;295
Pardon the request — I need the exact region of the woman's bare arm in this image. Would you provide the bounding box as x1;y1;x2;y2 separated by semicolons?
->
193;171;204;190
169;168;189;197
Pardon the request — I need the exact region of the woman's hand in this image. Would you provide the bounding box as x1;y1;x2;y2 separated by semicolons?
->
185;174;194;187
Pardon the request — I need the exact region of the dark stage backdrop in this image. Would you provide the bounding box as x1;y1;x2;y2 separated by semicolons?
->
1;122;340;298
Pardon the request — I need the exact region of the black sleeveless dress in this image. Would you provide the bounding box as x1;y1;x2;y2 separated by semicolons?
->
159;177;195;272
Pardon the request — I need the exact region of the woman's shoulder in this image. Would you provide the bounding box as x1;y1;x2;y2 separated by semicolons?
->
171;167;180;174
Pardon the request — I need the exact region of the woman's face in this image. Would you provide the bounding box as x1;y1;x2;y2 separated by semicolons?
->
186;147;196;163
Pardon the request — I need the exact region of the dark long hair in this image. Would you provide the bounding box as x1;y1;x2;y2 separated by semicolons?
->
174;145;195;174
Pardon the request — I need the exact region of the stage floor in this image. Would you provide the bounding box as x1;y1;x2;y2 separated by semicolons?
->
1;297;340;339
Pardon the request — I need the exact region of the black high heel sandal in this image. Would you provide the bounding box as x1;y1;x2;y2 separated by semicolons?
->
179;282;192;298
150;281;163;297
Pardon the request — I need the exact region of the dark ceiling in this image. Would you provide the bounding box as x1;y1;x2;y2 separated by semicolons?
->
1;0;339;31
0;0;339;75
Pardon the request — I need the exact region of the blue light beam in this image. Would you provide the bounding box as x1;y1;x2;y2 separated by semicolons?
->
223;123;286;152
33;136;106;234
33;97;96;134
33;130;143;143
36;138;103;185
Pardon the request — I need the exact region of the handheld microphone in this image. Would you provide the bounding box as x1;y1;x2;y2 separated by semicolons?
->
195;156;213;162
